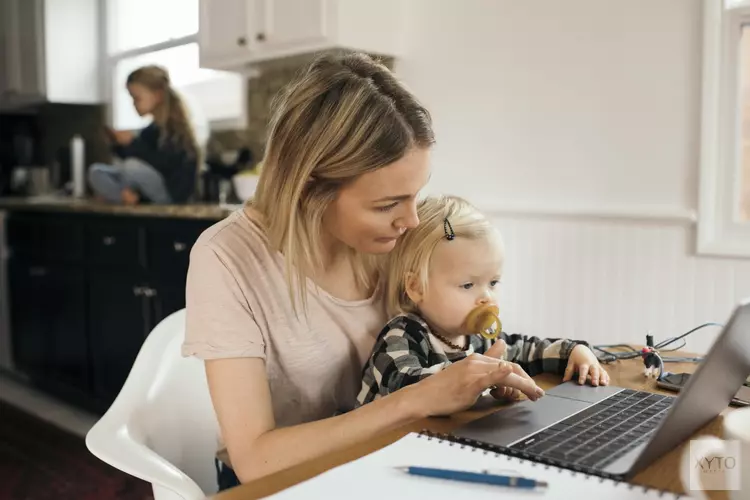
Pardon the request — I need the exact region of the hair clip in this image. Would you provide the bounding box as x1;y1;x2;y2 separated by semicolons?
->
443;218;455;241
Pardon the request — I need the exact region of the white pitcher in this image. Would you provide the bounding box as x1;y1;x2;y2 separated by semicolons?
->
679;407;750;500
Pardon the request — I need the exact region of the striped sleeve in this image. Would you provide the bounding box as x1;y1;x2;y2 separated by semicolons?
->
356;326;449;406
500;334;589;376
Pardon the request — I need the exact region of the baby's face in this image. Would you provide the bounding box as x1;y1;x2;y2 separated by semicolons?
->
418;232;504;338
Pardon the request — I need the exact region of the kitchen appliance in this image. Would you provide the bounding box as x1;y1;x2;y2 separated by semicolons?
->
201;147;252;203
0;114;43;196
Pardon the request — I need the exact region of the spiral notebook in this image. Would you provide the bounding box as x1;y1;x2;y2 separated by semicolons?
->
264;432;686;499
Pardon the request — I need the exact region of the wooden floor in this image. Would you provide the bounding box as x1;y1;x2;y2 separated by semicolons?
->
0;376;153;500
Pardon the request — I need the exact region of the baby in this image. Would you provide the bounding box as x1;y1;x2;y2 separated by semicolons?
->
356;195;608;407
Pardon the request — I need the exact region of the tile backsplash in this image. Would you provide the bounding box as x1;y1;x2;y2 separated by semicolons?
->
208;51;394;167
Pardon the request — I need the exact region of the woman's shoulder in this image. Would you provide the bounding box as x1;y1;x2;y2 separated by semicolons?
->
192;207;274;269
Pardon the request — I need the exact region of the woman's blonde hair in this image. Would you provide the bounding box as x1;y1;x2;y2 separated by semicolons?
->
127;65;198;158
252;52;435;311
384;195;499;318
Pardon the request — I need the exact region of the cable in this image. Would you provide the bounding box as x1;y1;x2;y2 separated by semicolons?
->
593;322;723;366
654;322;724;350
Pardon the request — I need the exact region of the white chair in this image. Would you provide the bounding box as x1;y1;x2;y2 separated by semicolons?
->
86;309;221;500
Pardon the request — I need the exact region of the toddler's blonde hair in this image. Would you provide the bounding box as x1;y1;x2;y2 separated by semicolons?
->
384;195;501;317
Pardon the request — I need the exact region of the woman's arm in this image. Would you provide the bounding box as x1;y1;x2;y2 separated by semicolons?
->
207;352;545;483
208;356;420;483
358;329;448;405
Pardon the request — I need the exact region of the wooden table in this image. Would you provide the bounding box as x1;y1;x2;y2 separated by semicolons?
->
212;354;732;500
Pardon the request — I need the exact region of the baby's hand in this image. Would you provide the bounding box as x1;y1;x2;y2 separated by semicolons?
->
484;338;507;360
563;345;610;387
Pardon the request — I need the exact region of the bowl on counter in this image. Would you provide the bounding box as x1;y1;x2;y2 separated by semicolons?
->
232;173;260;202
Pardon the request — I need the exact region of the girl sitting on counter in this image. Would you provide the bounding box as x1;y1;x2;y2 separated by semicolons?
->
88;65;200;205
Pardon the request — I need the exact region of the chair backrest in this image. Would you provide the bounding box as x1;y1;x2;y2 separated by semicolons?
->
87;309;221;499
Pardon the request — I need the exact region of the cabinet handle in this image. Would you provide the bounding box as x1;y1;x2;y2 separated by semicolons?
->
29;266;47;277
256;32;266;42
133;286;144;296
103;236;116;246
237;36;247;46
173;241;187;252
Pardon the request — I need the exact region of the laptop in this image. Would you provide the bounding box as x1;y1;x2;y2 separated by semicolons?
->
450;298;750;479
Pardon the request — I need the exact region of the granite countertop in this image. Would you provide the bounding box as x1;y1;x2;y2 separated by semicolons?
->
0;196;243;220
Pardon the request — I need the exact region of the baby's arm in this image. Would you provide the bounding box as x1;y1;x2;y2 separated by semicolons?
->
357;328;449;406
487;334;589;377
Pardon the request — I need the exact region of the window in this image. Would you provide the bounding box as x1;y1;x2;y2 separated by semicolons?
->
103;0;245;145
698;0;750;256
741;25;750;221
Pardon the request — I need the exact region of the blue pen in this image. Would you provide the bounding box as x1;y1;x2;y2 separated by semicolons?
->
396;466;548;489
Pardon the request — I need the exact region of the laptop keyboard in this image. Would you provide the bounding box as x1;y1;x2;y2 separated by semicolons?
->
509;389;675;469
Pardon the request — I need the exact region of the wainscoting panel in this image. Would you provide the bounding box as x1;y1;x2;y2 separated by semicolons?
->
490;214;750;355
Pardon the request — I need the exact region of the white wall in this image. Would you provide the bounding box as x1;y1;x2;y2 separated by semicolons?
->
492;214;750;355
394;0;750;355
396;0;701;217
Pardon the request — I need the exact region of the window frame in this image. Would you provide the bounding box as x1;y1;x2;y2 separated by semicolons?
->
698;0;750;257
99;0;246;131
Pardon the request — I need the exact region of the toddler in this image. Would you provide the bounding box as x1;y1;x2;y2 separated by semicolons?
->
357;195;608;406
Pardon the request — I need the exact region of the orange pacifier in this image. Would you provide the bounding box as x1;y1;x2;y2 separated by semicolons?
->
463;304;502;340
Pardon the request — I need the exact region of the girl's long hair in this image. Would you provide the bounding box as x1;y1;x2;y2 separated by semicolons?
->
127;65;198;158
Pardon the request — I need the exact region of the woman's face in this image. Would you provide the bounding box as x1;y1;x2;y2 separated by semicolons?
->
324;147;431;255
127;83;162;116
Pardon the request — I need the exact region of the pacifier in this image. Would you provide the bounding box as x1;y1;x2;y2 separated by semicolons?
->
463;304;502;340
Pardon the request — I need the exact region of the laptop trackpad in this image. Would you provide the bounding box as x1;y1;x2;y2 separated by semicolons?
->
452;396;591;447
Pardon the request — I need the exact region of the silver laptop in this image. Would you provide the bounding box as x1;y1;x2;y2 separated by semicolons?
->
451;298;750;479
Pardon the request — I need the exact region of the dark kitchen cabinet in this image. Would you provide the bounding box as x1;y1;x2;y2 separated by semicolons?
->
88;274;189;406
10;262;89;391
151;281;187;326
88;270;151;405
7;210;215;413
9;262;48;378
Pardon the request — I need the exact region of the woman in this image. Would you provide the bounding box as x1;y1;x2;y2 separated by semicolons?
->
183;53;546;490
89;65;199;205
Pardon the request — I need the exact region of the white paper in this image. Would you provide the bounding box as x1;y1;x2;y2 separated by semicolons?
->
264;433;686;499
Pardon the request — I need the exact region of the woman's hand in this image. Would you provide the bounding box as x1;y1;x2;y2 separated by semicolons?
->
563;344;610;386
483;339;525;401
410;353;545;417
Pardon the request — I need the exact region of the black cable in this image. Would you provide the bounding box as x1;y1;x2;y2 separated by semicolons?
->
654;322;724;350
593;322;723;365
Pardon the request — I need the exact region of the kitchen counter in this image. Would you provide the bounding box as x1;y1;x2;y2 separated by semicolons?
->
0;196;242;220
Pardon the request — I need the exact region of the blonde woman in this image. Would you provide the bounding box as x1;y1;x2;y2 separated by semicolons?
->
357;195;608;407
183;53;545;490
89;65;199;205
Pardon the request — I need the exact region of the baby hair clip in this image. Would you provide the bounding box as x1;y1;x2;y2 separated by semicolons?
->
443;218;455;240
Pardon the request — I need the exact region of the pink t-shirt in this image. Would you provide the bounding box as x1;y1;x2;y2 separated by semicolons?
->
182;209;387;460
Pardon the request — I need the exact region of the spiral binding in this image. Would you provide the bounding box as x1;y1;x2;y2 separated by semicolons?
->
415;430;684;499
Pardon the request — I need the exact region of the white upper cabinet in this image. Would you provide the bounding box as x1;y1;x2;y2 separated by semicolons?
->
255;0;328;52
199;0;404;70
198;0;254;67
